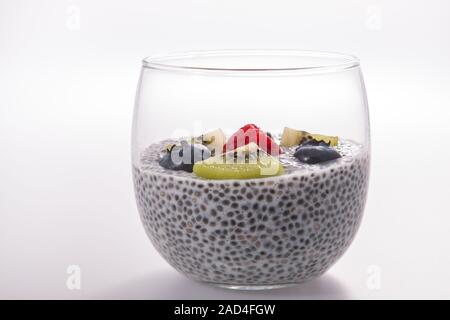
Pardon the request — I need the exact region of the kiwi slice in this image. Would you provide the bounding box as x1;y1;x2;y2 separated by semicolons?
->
303;133;338;146
280;127;339;147
193;155;284;180
280;127;308;147
164;143;176;152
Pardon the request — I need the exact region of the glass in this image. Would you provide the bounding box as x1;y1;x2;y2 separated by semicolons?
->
132;50;370;290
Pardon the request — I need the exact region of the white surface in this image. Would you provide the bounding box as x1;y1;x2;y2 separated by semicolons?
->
1;0;450;299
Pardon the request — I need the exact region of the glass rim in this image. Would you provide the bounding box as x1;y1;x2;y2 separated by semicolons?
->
142;50;360;74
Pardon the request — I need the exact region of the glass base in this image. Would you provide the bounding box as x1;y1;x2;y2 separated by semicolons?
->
211;283;299;291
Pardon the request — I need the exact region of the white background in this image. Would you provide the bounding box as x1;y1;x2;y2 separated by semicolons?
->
1;0;450;299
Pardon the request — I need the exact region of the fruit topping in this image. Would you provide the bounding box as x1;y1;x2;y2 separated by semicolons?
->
159;141;211;172
223;124;282;156
193;154;284;180
303;133;338;146
232;142;259;156
300;140;331;148
280;127;338;147
280;127;308;147
294;143;341;164
190;128;226;156
164;143;176;152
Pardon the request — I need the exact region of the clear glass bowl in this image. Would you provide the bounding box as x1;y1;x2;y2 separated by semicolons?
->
132;50;370;290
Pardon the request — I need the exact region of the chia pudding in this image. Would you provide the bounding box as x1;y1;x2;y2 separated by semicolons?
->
133;127;370;287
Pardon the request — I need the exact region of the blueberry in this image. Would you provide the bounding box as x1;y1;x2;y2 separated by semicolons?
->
159;141;211;172
159;152;179;170
300;140;330;147
294;144;341;164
